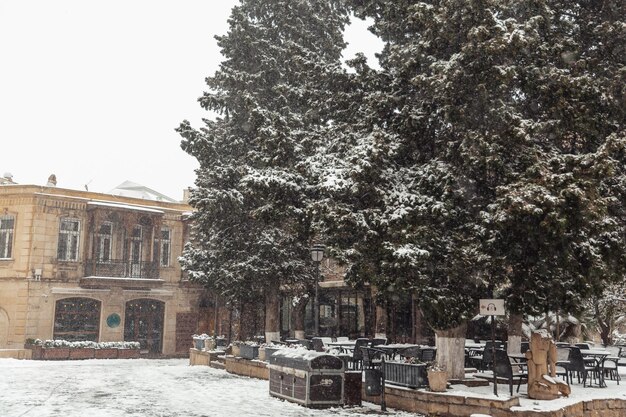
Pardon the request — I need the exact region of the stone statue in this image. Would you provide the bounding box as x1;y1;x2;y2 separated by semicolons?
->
525;330;571;400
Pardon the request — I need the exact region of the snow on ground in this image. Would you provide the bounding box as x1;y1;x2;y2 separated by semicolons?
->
449;368;626;412
2;358;625;416
0;358;419;417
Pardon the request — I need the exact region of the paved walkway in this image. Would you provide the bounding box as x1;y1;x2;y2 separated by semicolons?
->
0;358;419;417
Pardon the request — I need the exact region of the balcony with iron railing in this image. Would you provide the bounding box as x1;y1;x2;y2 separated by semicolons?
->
81;259;163;289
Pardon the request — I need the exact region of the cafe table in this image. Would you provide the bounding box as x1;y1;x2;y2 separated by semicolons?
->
327;340;357;353
580;349;612;388
376;343;423;360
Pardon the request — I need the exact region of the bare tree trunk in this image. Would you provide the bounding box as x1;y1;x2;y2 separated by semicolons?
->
435;322;467;381
507;313;524;354
595;305;611;346
264;282;281;343
371;286;387;339
292;296;309;340
375;303;387;339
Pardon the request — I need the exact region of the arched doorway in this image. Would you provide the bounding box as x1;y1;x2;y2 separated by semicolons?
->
0;307;9;348
124;299;164;354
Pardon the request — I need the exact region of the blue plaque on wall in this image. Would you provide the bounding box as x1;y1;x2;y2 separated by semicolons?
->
106;313;121;328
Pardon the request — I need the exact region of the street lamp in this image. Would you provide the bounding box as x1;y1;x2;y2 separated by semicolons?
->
311;244;325;336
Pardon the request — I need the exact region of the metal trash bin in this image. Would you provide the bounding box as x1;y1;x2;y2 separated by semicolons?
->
344;371;362;406
364;369;383;396
269;350;344;408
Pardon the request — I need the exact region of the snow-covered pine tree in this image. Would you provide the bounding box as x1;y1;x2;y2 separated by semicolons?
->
329;0;625;377
177;0;349;342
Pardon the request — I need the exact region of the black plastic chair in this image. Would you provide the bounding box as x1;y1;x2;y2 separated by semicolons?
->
398;346;421;361
604;346;621;383
370;338;387;347
349;338;370;370
311;337;325;352
361;346;384;370
520;341;530;354
480;342;496;371
567;347;597;387
493;349;527;396
419;348;436;363
555;347;572;384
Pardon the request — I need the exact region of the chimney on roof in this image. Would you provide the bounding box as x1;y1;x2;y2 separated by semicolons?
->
183;188;191;204
46;174;57;187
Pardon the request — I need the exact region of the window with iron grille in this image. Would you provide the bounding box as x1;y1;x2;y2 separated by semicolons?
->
0;215;14;259
57;218;80;261
96;222;112;262
154;228;171;267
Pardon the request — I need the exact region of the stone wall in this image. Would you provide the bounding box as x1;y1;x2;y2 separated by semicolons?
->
224;356;269;380
363;384;626;417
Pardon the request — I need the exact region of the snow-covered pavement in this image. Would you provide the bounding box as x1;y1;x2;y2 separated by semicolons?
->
0;358;419;417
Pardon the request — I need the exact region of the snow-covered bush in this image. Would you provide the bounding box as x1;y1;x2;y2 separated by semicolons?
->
36;339;139;349
192;333;214;340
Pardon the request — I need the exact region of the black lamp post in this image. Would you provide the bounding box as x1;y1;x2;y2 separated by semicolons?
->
310;244;325;336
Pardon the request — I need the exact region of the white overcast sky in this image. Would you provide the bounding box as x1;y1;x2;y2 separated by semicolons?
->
0;1;381;202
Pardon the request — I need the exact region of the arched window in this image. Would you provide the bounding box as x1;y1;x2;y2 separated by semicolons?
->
54;298;101;341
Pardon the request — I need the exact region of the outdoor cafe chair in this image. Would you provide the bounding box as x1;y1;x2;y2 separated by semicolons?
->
494;349;527;396
311;337;325;352
467;347;484;370
419;347;436;363
567;347;597;387
361;346;384;370
371;338;387;347
520;341;530;354
555;347;572;384
602;346;621;383
478;341;499;371
349;338;370;370
398;346;421;362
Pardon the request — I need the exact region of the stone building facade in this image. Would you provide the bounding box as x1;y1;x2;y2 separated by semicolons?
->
0;184;203;355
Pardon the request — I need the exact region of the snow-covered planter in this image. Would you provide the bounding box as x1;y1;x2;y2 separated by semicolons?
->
230;341;243;357
94;347;119;359
116;341;141;359
117;348;140;359
31;340;140;360
69;347;95;359
239;341;259;360
258;343;282;361
427;365;448;392
192;333;210;350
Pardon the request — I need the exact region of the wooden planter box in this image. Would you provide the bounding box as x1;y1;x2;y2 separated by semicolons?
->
239;344;259;360
384;362;428;388
117;349;140;359
42;348;70;360
69;348;95;360
95;348;119;359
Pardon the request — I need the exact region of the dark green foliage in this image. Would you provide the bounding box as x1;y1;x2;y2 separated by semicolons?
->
178;0;349;306
322;0;626;330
